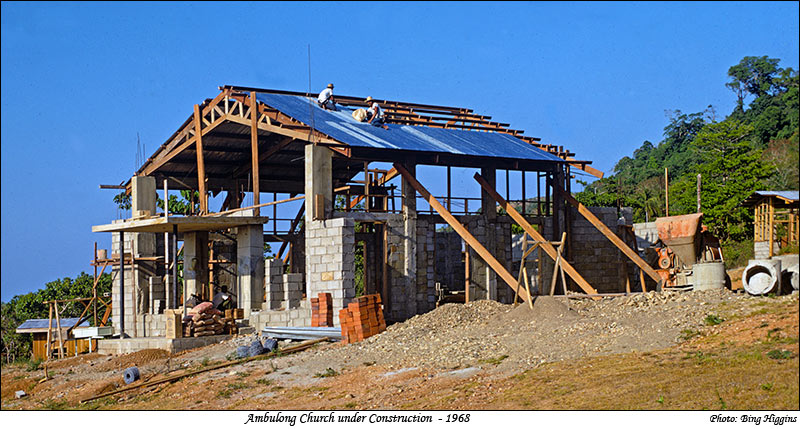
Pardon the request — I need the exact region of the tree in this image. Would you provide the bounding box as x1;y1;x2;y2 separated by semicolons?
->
683;119;771;241
726;56;783;110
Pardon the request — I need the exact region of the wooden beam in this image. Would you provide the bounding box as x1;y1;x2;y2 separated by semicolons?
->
193;104;208;214
394;163;530;302
559;190;663;286
250;92;260;215
473;172;599;296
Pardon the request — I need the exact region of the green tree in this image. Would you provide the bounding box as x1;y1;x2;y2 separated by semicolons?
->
726;56;782;110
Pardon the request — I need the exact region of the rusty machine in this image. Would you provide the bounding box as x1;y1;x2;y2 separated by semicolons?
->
649;213;724;288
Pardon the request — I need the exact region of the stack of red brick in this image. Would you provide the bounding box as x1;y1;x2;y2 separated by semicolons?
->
311;292;333;327
339;294;386;344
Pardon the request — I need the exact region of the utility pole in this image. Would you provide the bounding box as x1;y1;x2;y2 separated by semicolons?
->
664;167;669;216
697;174;701;213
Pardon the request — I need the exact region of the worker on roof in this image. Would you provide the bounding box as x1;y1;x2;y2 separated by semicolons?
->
365;96;388;129
317;83;337;111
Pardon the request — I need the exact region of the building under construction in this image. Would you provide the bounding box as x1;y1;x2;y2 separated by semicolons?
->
91;85;664;348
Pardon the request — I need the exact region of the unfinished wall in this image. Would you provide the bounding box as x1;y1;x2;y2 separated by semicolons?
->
435;229;464;292
463;215;513;303
305;217;355;325
542;206;632;294
416;218;437;313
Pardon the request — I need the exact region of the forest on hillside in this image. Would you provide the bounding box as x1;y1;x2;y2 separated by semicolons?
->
575;56;798;253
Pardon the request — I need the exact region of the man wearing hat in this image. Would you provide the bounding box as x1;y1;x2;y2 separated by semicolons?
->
365;96;387;129
317;83;336;110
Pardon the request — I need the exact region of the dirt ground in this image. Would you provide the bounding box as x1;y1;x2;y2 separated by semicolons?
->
2;285;797;411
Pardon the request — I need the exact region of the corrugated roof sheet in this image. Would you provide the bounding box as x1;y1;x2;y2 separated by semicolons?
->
256;93;564;163
741;190;800;207
17;318;90;331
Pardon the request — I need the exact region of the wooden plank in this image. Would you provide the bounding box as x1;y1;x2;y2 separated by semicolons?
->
46;304;53;361
250;92;260;215
560;191;663;286
473;172;599;296
193;104;208;214
394;163;531;302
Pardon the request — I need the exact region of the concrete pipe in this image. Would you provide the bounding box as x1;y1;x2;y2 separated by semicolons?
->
692;261;726;291
783;263;799;293
743;259;782;296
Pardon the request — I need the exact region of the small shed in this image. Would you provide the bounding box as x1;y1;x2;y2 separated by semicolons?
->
15;318;96;360
741;191;799;258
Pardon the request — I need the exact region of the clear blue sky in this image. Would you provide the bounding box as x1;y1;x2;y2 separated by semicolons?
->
2;1;798;301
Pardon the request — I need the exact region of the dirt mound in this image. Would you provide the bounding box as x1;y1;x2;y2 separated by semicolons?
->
392;300;508;332
497;296;580;325
96;349;170;371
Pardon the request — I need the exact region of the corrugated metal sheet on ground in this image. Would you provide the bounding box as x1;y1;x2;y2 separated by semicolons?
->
262;326;342;341
256;93;563;162
17;318;90;330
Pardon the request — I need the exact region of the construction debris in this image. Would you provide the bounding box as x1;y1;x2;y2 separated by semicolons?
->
339;294;386;344
261;326;343;341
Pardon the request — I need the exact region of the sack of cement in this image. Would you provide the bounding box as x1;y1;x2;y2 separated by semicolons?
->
352;108;367;122
189;302;214;314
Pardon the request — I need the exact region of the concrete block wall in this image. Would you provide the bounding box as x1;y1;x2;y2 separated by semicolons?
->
632;221;659;250
386;215;416;321
305;217;355;325
265;259;285;310
249;299;312;330
543;206;629;294
416;218;437;314
435;230;464;292
463;215;513;303
111;229;162;337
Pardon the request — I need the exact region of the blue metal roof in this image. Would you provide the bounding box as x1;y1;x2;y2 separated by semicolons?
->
256;93;564;163
17;318;89;331
754;191;799;201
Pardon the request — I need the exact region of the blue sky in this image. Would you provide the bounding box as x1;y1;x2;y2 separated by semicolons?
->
2;1;798;301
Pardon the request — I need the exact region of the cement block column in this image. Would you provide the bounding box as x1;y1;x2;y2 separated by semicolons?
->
304;144;333;223
183;231;209;302
401;164;417;317
238;225;265;318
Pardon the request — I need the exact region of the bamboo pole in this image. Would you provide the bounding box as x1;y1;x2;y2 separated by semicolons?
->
46;304;53;361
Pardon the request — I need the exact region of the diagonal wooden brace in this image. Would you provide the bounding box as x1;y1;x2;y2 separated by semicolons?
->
473;172;599;296
559;191;663;290
394;163;530;302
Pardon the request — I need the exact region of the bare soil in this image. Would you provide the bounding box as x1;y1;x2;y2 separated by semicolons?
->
2;287;797;410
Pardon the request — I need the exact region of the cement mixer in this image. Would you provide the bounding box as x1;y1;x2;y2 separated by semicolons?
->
649;213;725;289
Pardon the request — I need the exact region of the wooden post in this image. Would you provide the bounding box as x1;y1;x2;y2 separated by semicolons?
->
193;104;208;214
521;170;526;215
473;172;599;296
93;242;98;326
173;225;179;312
395;163;531;302
665;167;669;216
446;166;452;212
769;198;774;257
464;243;470;303
53;302;65;359
119;231;125;336
46;304;53;360
250;92;260;215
